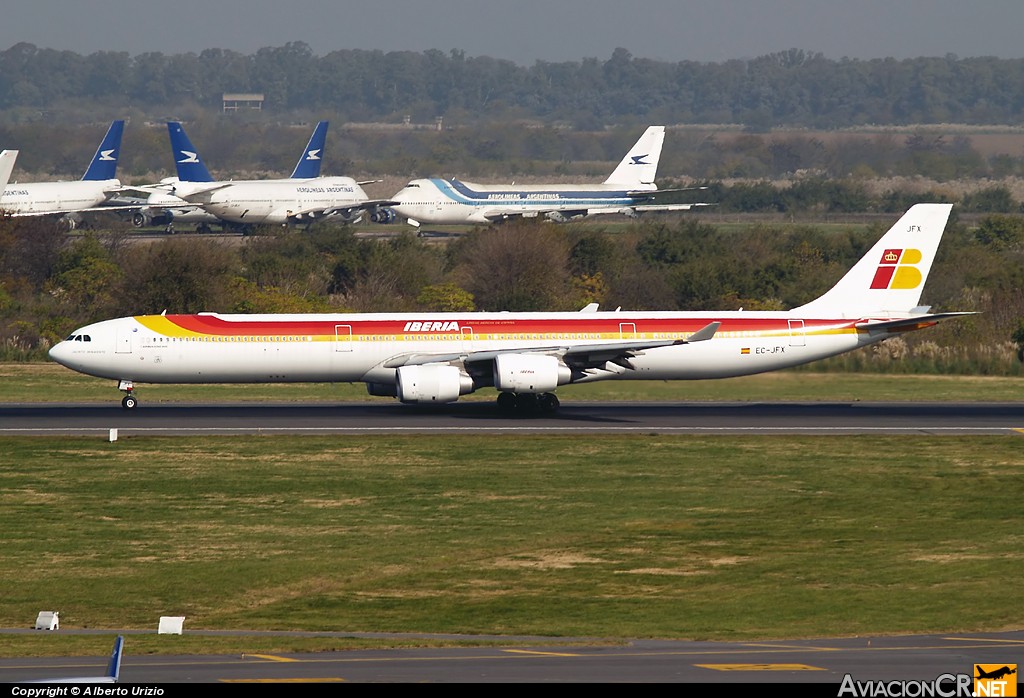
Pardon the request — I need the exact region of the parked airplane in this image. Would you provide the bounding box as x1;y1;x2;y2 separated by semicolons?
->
129;120;332;232
0;149;18;192
26;635;124;684
49;204;964;413
0;121;124;229
152;121;395;229
390;126;709;227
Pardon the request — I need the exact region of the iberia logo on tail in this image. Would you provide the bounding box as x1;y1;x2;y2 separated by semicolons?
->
870;248;923;290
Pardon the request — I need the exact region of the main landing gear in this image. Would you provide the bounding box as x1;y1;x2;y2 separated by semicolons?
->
118;380;137;410
496;391;560;414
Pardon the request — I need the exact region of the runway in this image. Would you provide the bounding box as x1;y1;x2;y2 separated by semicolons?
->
1;401;1022;436
2;629;1022;683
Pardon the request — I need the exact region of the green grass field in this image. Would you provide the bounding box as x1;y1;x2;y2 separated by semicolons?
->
0;434;1021;657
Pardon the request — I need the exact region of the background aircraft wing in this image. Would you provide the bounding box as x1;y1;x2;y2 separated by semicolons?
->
289;198;400;222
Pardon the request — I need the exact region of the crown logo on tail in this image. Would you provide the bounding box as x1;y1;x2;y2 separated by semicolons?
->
871;248;923;289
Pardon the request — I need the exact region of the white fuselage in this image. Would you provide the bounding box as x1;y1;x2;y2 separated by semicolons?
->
391;179;655;225
1;179;119;215
49;310;887;390
142;188;221;226
176;177;370;225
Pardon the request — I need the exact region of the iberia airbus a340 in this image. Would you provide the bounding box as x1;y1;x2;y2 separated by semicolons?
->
49;204;965;413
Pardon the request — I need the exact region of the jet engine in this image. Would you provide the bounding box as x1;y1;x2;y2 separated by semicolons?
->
370;207;398;223
493;354;571;393
395;364;474;403
133;209;172;228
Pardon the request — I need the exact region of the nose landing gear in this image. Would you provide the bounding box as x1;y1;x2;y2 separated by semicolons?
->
118;380;138;409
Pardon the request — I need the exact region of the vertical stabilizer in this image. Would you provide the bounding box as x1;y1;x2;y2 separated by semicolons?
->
290;121;329;178
792;203;954;317
0;149;18;190
603;126;665;187
81;120;124;181
105;635;124;682
167;122;214;183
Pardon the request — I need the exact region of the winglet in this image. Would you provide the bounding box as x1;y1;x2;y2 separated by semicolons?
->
686;321;720;343
604;126;665;187
167;122;214;183
290;121;329;178
0;149;18;190
81;120;124;181
105;635;124;682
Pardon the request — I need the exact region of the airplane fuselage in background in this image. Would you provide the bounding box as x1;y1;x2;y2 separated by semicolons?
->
173;176;371;225
391;179;657;225
1;179;120;215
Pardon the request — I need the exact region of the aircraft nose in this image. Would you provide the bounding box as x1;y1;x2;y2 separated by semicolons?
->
48;341;71;366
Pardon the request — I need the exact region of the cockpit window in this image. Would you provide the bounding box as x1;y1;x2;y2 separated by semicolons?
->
83;335;91;342
66;334;77;341
403;183;420;189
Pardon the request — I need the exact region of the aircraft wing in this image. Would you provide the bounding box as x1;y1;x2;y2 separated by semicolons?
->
171;183;237;201
585;203;717;217
381;322;721;374
625;186;710;197
8;203;170;217
288;198;400;222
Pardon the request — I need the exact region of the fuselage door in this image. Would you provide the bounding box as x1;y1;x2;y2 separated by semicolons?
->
619;322;637;340
115;326;133;354
788;319;806;347
461;325;475;351
335;324;353;352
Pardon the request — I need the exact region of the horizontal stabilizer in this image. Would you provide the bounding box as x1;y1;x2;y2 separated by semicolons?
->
855;312;976;333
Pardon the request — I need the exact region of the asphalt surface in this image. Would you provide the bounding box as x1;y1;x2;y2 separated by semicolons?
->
1;400;1023;436
1;629;1021;683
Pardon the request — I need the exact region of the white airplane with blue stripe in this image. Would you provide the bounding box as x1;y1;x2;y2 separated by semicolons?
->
390;126;709;226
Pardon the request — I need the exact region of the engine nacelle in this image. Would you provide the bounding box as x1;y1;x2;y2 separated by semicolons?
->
133;210;172;228
493;354;570;394
370;207;397;224
395;364;474;404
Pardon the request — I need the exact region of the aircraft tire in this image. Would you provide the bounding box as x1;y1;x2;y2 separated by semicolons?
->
496;392;517;412
122;395;137;410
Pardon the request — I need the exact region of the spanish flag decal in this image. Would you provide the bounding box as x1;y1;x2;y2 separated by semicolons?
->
740;347;751;355
870;248;923;290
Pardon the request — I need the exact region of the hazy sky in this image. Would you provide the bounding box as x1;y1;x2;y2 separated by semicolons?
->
3;0;1022;64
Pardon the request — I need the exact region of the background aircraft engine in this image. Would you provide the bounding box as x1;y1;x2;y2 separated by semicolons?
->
493;354;570;393
370;207;397;223
396;364;474;403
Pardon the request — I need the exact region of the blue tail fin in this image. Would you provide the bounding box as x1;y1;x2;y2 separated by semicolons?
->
81;120;124;181
167;122;214;183
106;636;124;681
290;121;329;178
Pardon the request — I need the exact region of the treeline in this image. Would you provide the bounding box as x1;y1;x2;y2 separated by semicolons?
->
4;119;1024;186
2;43;1024;128
2;214;1022;375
